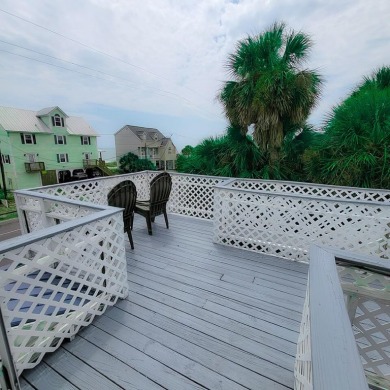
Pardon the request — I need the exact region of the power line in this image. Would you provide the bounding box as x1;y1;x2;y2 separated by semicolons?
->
0;49;186;103
0;39;192;102
0;8;204;98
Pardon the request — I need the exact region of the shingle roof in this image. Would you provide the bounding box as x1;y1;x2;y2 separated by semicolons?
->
36;106;68;117
115;125;165;141
0;106;98;136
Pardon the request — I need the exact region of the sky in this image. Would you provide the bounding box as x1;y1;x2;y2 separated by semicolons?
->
0;0;389;159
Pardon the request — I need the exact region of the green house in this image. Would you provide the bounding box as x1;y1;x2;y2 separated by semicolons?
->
0;106;99;190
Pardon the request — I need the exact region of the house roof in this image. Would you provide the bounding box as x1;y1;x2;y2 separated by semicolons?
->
115;125;165;141
36;106;68;118
0;106;98;136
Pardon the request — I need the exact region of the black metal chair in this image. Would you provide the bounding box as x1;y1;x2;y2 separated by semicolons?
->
107;180;137;249
134;172;172;235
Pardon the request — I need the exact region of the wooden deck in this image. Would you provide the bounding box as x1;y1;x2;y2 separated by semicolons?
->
20;214;309;390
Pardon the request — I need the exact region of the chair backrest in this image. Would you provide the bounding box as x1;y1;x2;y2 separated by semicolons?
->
150;172;172;214
107;180;137;223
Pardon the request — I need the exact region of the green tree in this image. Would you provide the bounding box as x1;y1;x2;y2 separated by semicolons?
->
305;66;390;188
219;22;322;174
181;145;194;156
176;125;263;178
119;152;155;173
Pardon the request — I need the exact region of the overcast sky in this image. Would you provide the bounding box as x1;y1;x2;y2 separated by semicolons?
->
0;0;389;158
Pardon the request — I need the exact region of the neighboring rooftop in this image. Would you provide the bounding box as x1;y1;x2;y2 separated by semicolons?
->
115;125;165;141
0;105;98;136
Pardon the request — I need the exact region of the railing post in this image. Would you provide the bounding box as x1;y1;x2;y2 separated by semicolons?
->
0;307;20;390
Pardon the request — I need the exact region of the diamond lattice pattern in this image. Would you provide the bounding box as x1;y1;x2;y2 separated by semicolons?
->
0;213;127;374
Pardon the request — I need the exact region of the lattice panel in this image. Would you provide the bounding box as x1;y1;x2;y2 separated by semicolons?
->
15;194;100;234
35;172;150;205
231;179;390;204
168;174;225;219
0;213;128;374
338;265;390;388
294;286;312;390
213;189;390;261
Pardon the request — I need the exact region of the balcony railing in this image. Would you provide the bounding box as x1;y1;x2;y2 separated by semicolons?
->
295;246;390;390
0;191;128;382
0;171;389;389
24;162;45;173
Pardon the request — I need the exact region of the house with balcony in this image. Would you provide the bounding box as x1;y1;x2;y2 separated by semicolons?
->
0;105;102;189
0;171;389;389
115;125;177;170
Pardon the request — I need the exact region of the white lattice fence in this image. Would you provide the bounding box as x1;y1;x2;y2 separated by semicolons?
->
294;286;312;390
168;173;226;219
338;265;390;389
30;171;227;220
213;187;390;262
0;210;127;374
231;179;390;203
33;172;150;205
15;192;101;234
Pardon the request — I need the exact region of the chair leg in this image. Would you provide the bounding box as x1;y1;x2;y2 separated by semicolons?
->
163;210;169;229
146;214;153;235
130;213;134;230
127;229;134;249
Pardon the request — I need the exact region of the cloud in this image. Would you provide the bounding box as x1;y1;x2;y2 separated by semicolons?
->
0;0;389;150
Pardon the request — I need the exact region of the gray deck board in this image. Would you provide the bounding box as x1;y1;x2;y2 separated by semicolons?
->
20;214;308;390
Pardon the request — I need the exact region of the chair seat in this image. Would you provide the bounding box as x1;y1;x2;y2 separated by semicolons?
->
135;202;150;211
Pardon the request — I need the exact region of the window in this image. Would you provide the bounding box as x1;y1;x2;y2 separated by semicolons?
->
52;114;64;127
21;133;36;144
1;154;10;164
25;153;37;163
56;153;69;163
54;135;67;144
81;136;91;145
83;152;91;160
168;147;172;154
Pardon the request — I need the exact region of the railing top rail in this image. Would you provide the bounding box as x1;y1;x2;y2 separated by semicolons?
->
309;245;370;390
0;207;122;253
319;246;390;274
14;189;108;210
27;171;147;192
214;182;390;206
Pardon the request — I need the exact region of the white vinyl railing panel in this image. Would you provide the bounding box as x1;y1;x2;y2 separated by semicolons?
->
230;179;390;203
168;173;227;219
0;196;128;375
338;263;390;389
213;180;390;262
294;286;312;390
33;171;227;220
294;246;371;390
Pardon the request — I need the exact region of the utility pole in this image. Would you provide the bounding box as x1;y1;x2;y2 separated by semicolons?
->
0;149;7;200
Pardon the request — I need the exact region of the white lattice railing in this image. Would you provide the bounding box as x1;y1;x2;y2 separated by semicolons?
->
294;286;312;390
338;263;390;389
213;178;390;261
33;171;227;220
0;192;128;377
294;246;389;390
2;171;389;387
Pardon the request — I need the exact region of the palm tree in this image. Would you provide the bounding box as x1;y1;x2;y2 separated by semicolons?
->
304;66;390;189
219;22;322;171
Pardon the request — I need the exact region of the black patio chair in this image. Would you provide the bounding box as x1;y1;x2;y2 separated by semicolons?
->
134;172;172;235
107;180;137;249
